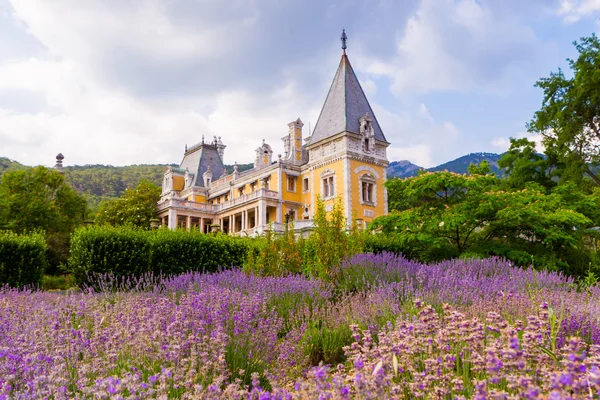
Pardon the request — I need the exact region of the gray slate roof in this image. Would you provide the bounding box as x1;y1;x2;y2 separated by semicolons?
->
310;54;387;145
179;143;225;187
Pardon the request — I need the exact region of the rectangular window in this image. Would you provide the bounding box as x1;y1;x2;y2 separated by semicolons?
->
238;187;244;196
323;176;335;197
303;177;309;192
287;176;297;192
362;182;374;203
289;209;296;221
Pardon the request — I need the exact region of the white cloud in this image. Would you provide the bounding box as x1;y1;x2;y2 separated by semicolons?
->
0;0;322;167
364;0;542;95
557;0;600;23
491;132;545;153
375;103;461;168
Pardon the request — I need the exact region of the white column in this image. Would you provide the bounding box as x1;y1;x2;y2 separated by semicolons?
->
258;200;266;226
242;210;246;231
277;204;283;223
200;217;204;233
254;207;258;227
186;215;191;231
229;215;233;233
168;209;177;230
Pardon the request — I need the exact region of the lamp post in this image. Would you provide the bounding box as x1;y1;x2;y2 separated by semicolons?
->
285;212;290;234
150;218;160;230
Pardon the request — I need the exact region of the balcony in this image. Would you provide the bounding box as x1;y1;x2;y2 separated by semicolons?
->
216;189;279;211
157;198;219;213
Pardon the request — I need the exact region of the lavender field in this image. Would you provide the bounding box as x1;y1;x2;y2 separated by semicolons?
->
2;253;600;398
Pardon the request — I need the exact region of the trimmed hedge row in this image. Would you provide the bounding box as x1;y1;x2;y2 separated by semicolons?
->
68;226;252;284
0;231;47;287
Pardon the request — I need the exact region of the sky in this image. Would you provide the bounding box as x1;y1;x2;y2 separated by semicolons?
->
1;0;600;169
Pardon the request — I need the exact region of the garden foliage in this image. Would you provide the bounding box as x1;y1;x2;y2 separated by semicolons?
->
244;198;364;279
0;231;47;287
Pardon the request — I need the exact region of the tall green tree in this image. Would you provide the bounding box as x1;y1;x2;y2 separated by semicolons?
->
528;34;600;186
0;166;87;233
95;179;161;229
0;166;87;273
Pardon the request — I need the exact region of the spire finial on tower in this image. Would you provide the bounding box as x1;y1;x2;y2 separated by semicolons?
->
341;28;347;54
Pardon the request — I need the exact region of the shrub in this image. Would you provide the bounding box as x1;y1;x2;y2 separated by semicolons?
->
243;225;303;276
68;226;253;284
149;229;251;275
363;233;458;263
302;198;363;279
0;231;47;287
69;226;151;284
41;274;76;291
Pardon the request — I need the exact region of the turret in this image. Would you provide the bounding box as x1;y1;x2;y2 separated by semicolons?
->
216;136;226;163
282;118;304;165
54;153;64;174
254;139;273;169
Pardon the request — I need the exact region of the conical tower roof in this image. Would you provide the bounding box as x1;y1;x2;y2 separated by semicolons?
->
309;53;387;145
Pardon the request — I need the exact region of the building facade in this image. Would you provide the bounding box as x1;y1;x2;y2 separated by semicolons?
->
156;36;390;235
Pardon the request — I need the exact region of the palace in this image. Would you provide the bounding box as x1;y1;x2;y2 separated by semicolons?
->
156;31;390;235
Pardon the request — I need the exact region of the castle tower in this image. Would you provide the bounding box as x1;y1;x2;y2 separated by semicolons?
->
306;29;389;224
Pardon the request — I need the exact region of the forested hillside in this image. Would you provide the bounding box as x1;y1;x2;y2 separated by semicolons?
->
0;157;27;175
0;160;255;210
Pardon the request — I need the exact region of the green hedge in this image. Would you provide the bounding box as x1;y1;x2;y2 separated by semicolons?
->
69;226;151;284
68;226;252;284
0;231;47;287
149;229;250;275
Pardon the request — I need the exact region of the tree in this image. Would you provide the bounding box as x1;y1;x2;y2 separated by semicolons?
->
528;34;600;186
373;170;593;275
95;180;161;228
380;171;499;253
0;166;87;273
0;166;87;234
498;138;556;190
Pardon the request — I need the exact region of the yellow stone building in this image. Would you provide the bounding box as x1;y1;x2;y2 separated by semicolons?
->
157;33;390;234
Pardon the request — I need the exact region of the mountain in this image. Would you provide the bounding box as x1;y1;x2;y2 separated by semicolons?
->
429;152;503;175
387;152;504;178
387;160;424;178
